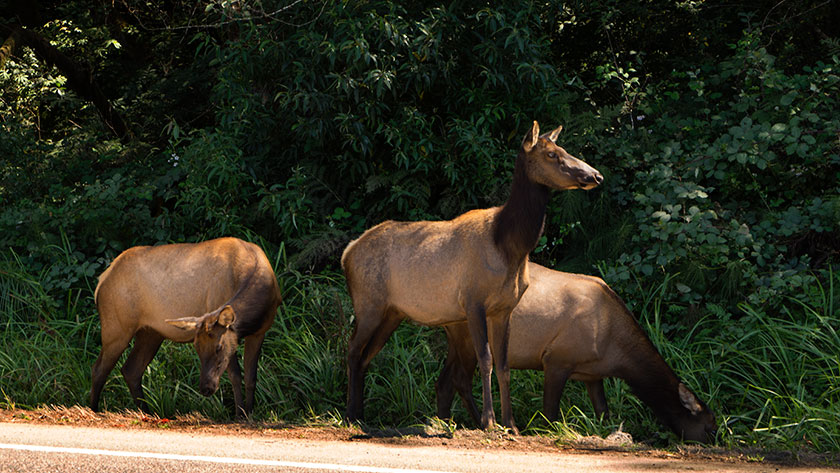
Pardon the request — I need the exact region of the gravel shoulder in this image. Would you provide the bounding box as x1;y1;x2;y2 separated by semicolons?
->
1;406;837;472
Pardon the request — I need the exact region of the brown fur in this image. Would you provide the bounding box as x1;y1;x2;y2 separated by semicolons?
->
90;237;282;416
435;262;717;443
341;122;602;432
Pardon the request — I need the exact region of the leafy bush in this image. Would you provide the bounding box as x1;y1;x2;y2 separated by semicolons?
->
1;0;839;455
560;33;840;318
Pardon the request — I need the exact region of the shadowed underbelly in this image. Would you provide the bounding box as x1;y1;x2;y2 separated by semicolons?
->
391;297;467;326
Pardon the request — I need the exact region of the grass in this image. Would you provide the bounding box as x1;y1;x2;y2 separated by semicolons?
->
1;246;838;457
709;300;840;452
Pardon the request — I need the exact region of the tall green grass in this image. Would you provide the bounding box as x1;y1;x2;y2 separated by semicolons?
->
711;297;840;452
627;269;840;451
0;251;96;409
1;246;838;455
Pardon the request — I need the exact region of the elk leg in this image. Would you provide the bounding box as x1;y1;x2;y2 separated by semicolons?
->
452;324;480;425
435;336;459;420
465;304;495;430
345;305;394;422
436;324;480;424
542;365;570;422
226;352;245;417
360;312;403;368
241;331;267;416
120;328;164;413
454;350;480;425
585;380;610;419
345;314;404;421
488;314;517;434
90;328;135;412
346;314;377;422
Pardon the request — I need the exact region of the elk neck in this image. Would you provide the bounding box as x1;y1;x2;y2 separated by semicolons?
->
228;246;273;338
599;292;694;425
492;151;551;264
617;335;687;422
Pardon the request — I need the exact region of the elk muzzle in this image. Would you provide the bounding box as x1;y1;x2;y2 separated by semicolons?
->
581;170;604;189
199;376;220;397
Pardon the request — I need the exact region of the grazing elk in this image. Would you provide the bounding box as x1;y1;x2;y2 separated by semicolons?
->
341;121;602;432
436;262;717;443
90;237;282;416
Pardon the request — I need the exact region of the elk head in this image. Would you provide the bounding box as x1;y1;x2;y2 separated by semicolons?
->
671;383;718;443
166;305;239;396
521;121;603;191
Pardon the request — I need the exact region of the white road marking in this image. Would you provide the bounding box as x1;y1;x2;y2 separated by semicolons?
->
0;443;457;473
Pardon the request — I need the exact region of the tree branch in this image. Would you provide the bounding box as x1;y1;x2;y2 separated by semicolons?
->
0;24;133;143
0;27;20;70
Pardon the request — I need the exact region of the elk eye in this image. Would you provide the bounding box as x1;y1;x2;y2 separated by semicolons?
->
548;152;558;160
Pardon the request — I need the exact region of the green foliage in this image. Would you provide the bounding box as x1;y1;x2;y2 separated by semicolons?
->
192;1;585;264
1;0;839;456
590;37;840;316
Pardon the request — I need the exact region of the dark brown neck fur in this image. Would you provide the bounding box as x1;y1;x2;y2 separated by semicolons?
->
616;324;695;432
230;246;271;338
492;151;551;264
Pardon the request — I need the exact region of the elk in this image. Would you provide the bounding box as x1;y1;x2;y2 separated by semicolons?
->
341;121;602;432
90;237;282;416
435;262;717;443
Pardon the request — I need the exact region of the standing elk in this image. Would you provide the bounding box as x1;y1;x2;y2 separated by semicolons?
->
90;237;282;416
341;121;602;432
435;262;717;443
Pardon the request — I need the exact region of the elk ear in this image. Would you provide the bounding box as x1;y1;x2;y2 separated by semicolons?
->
521;120;540;152
546;125;563;143
678;383;703;415
218;305;236;328
201;310;221;333
166;317;200;331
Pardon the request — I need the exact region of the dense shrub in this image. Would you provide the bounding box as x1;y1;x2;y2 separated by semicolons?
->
1;0;838;454
586;36;840;316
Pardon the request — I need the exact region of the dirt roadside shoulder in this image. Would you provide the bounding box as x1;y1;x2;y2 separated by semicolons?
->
1;405;837;471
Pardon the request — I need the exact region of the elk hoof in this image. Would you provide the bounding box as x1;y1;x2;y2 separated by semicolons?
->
480;413;496;431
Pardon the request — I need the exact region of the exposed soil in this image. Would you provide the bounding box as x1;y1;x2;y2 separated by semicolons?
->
1;405;838;470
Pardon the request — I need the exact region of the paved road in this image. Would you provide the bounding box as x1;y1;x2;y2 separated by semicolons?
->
0;422;835;472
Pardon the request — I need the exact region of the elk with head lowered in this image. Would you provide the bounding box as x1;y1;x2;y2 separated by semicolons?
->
90;237;282;417
341;121;603;432
435;262;717;443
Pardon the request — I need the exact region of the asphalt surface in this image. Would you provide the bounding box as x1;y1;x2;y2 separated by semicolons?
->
0;422;836;473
